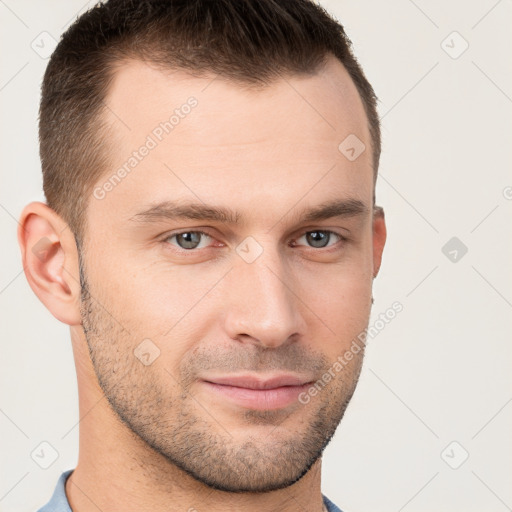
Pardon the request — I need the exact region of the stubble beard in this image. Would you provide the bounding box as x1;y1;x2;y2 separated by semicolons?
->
77;246;365;493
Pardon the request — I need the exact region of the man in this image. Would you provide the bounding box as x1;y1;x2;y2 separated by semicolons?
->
18;0;386;510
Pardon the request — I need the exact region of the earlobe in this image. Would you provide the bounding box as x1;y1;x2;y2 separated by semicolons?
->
17;201;82;326
372;206;387;278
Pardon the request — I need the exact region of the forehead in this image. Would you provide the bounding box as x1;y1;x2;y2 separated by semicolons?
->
104;55;368;143
89;56;372;230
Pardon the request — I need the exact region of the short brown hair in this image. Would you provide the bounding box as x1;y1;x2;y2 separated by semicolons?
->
40;0;380;245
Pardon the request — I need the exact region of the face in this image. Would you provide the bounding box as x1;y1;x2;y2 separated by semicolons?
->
77;56;385;492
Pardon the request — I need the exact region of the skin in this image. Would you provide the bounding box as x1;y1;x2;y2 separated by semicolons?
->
18;54;386;512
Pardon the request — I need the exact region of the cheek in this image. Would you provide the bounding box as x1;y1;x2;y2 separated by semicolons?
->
297;261;373;345
97;247;212;312
93;259;228;360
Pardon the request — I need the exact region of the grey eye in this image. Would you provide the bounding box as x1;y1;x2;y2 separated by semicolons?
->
306;231;330;248
296;230;341;249
167;231;211;250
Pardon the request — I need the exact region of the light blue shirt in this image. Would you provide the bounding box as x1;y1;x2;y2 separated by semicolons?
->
37;469;344;511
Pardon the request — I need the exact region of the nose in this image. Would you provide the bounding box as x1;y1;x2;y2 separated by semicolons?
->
222;245;305;349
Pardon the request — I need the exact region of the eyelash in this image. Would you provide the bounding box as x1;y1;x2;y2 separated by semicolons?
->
162;229;348;252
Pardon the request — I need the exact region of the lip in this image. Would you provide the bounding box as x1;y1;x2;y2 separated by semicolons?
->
200;374;314;411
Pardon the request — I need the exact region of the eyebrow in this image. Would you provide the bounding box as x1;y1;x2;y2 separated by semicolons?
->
128;198;370;226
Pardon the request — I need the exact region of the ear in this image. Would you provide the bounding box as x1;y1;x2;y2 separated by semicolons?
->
17;201;82;325
372;206;386;278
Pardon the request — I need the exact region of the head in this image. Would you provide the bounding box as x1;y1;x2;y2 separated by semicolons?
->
19;0;386;494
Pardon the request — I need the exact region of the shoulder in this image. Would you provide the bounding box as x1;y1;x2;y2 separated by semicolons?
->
36;469;74;512
322;493;345;512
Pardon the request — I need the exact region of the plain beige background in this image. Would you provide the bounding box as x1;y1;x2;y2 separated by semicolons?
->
1;1;511;511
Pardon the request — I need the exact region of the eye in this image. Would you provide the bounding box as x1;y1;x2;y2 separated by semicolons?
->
165;230;213;250
294;230;344;249
162;229;345;253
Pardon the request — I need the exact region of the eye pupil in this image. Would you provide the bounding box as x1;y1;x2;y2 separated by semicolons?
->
306;231;329;248
177;232;201;249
